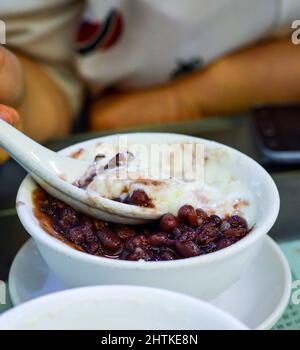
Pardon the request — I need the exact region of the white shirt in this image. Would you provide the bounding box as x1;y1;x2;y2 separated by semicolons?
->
2;0;300;90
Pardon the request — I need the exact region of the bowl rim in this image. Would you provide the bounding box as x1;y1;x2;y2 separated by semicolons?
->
0;285;248;330
16;132;280;270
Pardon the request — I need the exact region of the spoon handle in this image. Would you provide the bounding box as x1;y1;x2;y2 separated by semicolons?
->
0;119;89;186
0;119;56;172
0;118;58;173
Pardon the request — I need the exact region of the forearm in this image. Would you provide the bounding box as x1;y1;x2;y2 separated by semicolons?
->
177;38;300;117
89;37;300;131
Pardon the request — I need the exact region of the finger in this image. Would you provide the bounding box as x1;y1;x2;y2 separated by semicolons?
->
0;104;19;126
0;46;24;107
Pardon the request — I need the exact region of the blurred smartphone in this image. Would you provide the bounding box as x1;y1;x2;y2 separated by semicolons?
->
251;104;300;164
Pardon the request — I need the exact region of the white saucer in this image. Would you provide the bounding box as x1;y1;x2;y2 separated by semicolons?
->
8;237;291;330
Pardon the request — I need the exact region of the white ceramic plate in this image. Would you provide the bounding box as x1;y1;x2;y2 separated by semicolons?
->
8;236;291;330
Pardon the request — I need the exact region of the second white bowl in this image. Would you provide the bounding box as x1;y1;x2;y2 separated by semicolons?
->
0;285;248;330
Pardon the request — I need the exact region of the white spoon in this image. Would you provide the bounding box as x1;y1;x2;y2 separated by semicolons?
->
0;119;162;224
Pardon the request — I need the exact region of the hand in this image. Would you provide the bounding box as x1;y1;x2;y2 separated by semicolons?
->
0;46;72;143
89;37;300;131
0;46;24;107
0;46;24;164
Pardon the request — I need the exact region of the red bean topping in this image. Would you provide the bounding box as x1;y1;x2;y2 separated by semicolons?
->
159;214;179;233
61;207;78;225
217;238;235;250
104;151;134;170
173;227;184;239
149;233;175;247
125;235;149;252
114;225;137;240
209;215;222;226
84;225;95;243
85;242;99;254
204;242;218;254
178;228;197;243
178;205;198;227
223;227;247;238
220;220;231;232
125;190;153;208
127;247;152;261
36;189;251;261
228;215;248;229
160;249;177;261
197;222;222;245
175;241;202;258
68;226;86;245
97;228;123;253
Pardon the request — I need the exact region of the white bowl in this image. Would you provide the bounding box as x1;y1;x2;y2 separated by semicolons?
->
16;133;280;300
0;285;248;330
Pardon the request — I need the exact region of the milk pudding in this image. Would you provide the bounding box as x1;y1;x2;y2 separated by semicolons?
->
72;142;255;227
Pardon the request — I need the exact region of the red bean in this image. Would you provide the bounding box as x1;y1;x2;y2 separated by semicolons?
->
217;238;234;250
61;207;78;225
125;190;153;208
173;227;183;239
197;222;221;245
228;215;248;229
126;235;149;252
160;249;177;261
175;241;201;258
204;242;218;254
98;228;122;253
178;205;198;227
223;227;247;238
85;241;99;254
115;225;137;240
149;233;175;247
83;225;95;243
178;227;197;243
220;220;231;232
159;214;178;233
68;226;86;245
127;247;152;261
209;215;222;226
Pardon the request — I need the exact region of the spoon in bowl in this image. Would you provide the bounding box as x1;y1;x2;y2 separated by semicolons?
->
0;119;162;224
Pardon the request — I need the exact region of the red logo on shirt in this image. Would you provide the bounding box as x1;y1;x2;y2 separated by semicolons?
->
76;9;123;54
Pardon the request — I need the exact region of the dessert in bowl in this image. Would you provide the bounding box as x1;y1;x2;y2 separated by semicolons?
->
16;133;280;299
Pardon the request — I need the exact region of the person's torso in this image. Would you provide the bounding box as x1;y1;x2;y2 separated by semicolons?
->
1;0;292;89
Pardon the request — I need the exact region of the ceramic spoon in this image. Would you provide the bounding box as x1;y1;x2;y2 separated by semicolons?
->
0;119;162;224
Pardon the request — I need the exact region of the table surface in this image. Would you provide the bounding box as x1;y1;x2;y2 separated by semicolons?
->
1;115;300;281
